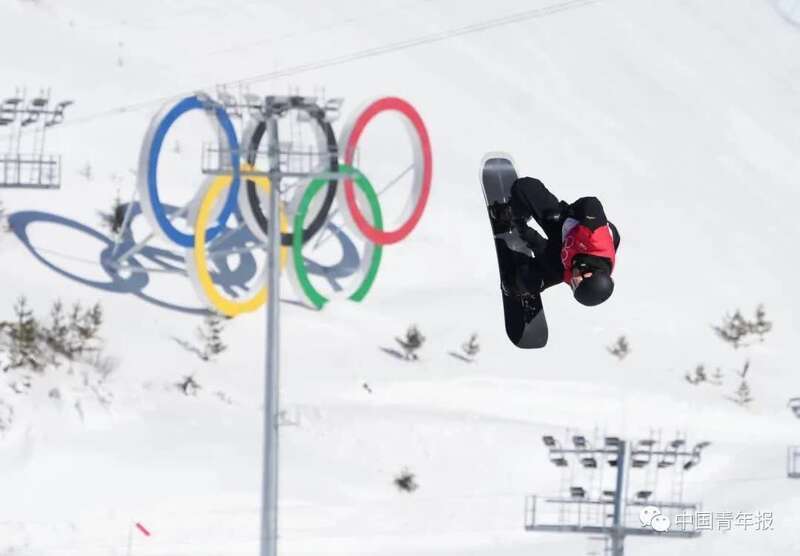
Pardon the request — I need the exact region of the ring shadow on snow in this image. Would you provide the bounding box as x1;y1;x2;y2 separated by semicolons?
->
8;205;364;315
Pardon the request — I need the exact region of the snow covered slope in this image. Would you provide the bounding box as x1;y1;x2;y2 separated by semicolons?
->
2;0;800;554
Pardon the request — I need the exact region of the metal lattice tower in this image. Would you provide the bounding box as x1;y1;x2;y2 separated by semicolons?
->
526;429;711;556
0;88;73;189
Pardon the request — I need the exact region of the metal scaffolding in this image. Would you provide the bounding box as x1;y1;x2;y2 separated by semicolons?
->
0;88;72;189
526;430;711;556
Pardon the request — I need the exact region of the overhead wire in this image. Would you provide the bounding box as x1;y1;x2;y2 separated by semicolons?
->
3;0;601;141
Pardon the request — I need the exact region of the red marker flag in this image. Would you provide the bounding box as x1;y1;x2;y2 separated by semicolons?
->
135;522;151;537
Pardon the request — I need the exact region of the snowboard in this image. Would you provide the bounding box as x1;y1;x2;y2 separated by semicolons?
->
480;153;548;349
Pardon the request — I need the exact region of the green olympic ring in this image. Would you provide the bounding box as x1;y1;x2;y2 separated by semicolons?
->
291;165;383;309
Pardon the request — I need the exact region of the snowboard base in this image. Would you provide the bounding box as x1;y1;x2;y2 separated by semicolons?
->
480;154;548;349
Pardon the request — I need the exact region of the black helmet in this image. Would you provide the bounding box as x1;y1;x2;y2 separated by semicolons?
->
573;271;614;306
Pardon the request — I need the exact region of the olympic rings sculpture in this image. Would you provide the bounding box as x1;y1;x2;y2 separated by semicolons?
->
135;93;432;316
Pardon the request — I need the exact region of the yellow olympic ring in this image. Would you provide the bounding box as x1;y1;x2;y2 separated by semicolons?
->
192;169;289;316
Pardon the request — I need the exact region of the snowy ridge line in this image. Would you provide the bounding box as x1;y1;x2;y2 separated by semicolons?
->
0;0;601;140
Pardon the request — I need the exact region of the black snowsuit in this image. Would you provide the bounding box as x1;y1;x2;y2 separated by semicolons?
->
505;177;620;294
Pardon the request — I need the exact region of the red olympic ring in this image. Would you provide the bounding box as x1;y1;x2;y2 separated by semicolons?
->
342;97;432;245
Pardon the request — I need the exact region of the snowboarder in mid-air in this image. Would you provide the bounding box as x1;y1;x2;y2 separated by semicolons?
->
479;154;620;348
490;176;620;306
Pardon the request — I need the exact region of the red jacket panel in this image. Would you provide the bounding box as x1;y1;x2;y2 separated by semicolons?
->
560;223;617;283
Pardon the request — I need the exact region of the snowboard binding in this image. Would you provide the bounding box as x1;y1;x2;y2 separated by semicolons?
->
488;200;514;234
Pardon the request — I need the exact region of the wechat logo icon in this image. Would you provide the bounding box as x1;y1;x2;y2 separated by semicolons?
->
640;505;671;532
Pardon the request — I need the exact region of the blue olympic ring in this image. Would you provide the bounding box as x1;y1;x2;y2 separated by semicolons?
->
147;95;241;247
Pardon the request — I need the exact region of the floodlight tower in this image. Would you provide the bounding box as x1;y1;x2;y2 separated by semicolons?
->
525;430;711;556
0;88;73;189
